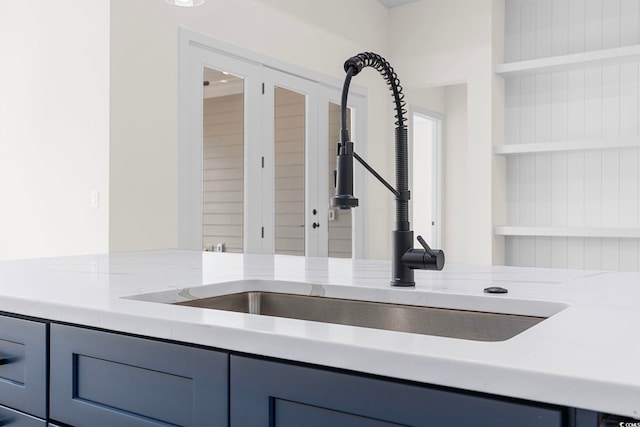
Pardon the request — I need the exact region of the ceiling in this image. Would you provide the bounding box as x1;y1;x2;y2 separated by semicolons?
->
376;0;420;8
203;67;243;98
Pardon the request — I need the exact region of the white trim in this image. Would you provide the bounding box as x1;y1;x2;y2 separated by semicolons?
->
317;90;331;257
178;32;197;250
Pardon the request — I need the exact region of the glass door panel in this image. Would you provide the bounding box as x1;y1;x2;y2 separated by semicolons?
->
263;68;320;256
327;102;353;258
202;66;244;253
274;87;305;256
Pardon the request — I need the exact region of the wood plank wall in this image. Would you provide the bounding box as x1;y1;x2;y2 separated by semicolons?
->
202;90;352;257
504;0;640;270
202;94;243;253
274;87;306;256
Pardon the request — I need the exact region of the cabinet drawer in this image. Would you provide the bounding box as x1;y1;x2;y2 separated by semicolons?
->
0;403;46;427
0;315;47;419
50;324;228;427
231;356;565;427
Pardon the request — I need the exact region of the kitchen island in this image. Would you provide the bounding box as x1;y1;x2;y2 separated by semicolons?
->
0;250;638;426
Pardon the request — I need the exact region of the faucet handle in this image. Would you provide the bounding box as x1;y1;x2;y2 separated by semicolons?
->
401;235;445;271
416;235;437;257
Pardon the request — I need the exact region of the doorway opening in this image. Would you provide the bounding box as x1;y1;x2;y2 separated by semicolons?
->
410;108;443;248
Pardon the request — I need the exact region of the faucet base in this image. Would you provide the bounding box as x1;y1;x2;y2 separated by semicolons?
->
390;280;416;287
391;230;415;287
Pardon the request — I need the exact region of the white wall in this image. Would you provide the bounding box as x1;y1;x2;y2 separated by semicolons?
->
110;0;507;263
443;85;470;263
0;0;110;260
0;0;505;263
109;0;392;257
389;0;505;265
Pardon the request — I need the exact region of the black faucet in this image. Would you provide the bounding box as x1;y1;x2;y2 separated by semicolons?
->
332;52;445;287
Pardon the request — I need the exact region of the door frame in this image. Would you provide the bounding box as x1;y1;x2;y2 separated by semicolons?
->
178;29;368;257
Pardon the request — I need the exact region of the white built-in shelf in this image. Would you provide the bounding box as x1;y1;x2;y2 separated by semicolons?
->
495;226;640;239
494;138;640;155
496;44;640;77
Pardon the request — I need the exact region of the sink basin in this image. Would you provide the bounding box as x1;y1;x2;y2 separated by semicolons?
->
127;280;566;342
174;291;545;342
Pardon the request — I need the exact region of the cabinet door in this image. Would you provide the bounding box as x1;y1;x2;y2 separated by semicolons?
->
0;315;47;419
570;409;598;427
0;404;46;427
231;355;564;427
50;324;228;427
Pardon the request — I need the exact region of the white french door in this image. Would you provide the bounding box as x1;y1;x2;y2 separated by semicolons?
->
178;31;367;257
179;45;262;253
262;68;328;256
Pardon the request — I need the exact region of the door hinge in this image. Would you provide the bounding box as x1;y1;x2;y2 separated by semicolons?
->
261;156;264;168
261;226;264;238
262;82;265;94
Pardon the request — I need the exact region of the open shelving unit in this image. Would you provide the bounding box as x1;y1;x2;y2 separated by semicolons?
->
496;0;640;270
496;43;640;158
495;43;640;241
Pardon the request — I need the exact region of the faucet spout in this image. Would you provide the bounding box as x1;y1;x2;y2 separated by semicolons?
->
333;52;445;286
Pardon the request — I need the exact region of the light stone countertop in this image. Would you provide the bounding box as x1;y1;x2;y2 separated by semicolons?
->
0;250;638;418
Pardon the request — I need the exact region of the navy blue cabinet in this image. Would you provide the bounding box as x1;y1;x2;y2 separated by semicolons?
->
50;324;228;427
0;315;47;421
570;409;598;427
0;313;615;427
0;404;46;427
230;355;565;427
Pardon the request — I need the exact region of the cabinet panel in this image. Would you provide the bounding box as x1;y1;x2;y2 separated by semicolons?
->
0;404;46;427
50;324;228;427
231;355;564;427
273;399;403;427
571;408;598;427
0;315;47;419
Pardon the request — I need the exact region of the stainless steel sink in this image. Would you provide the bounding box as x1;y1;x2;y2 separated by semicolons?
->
174;291;546;342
